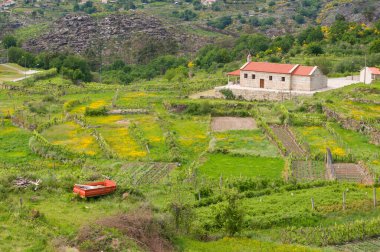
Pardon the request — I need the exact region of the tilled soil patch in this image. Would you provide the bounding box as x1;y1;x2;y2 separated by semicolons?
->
211;117;257;132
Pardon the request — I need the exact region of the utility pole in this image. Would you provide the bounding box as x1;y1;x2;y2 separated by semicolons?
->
364;54;367;84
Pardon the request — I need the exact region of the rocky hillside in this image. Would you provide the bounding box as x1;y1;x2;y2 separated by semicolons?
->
23;12;211;63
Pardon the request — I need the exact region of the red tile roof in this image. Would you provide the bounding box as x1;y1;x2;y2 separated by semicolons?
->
292;66;315;76
227;70;240;76
236;61;317;76
241;62;297;74
369;67;380;75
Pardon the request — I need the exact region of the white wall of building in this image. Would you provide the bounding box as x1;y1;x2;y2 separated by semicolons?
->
360;67;373;84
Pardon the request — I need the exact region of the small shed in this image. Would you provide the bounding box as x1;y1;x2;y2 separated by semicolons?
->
360;67;380;84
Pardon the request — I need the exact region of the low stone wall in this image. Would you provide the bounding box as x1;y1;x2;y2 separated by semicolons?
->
323;106;380;145
215;86;313;101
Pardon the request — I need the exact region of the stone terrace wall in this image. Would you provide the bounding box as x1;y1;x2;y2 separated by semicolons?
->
215;86;312;101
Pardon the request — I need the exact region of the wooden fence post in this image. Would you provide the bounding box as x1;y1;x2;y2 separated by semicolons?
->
343;190;346;210
219;175;223;193
311;197;314;210
374;187;377;208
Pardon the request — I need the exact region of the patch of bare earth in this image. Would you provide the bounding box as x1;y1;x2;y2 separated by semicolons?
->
76;207;173;252
115;119;130;126
189;89;217;99
211;117;257;132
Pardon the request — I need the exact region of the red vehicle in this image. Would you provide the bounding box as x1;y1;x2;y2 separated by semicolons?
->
73;180;117;198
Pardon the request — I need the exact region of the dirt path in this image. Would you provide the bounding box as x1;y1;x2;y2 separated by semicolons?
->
0;64;39;80
332;163;373;184
270;125;305;157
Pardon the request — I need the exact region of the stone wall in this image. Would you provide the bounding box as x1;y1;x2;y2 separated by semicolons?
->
240;71;292;90
291;75;312;91
310;68;328;90
323;106;380;145
215;86;312;101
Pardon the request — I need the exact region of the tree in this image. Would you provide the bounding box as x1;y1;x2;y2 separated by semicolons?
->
312;57;332;75
305;42;324;55
214;191;244;236
369;39;380;54
207;16;232;30
2;35;17;49
294;14;305;24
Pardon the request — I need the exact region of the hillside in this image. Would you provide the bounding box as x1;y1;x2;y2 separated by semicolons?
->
1;0;380;57
0;62;380;251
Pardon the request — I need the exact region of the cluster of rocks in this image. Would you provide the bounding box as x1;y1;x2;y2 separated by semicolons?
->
23;13;209;61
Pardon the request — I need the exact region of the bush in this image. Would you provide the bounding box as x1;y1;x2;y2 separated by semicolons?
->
305;43;324;55
84;106;108;116
220;88;235;100
2;34;17;49
214;190;245;236
370;39;380;53
207;16;232;30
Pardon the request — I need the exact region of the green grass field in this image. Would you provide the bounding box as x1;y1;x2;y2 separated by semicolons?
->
1;71;380;251
213;129;280;157
198;153;284;179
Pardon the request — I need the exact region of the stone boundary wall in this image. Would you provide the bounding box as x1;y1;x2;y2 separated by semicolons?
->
323;106;380;145
215;86;312;101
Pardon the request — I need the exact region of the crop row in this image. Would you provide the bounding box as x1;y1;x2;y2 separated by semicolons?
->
29;131;84;165
282;217;380;246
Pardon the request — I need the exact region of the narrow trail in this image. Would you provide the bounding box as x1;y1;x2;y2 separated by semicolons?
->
0;63;25;74
270;125;306;157
333;163;373;184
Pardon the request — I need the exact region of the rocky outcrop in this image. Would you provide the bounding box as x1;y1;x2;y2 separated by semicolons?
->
23;13;209;62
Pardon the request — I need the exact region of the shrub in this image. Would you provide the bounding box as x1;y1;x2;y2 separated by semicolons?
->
84;106;108;116
214;190;245;236
220;88;235;100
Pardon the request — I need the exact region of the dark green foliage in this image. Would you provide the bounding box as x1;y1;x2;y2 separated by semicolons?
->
312;57;332;75
2;34;17;49
62;55;92;82
207;16;232;30
214;191;244;236
298;26;324;44
294;14;305;24
173;10;197;21
234;34;271;57
220;88;235;100
370;39;380;53
84;106;108;116
8;47;35;67
305;42;324;55
195;45;232;69
73;1;97;14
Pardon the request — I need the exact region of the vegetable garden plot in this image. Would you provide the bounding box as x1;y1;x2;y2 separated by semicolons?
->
130;115;169;161
116;91;158;109
211;117;257;132
270;125;306;157
291;126;346;158
213;130;280;157
120;162;177;185
291;160;325;181
42;121;100;156
0;120;43;164
333;163;373;184
171;116;210;158
92;116;147;159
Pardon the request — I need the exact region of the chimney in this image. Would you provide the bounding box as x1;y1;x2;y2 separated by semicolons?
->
247;53;252;63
